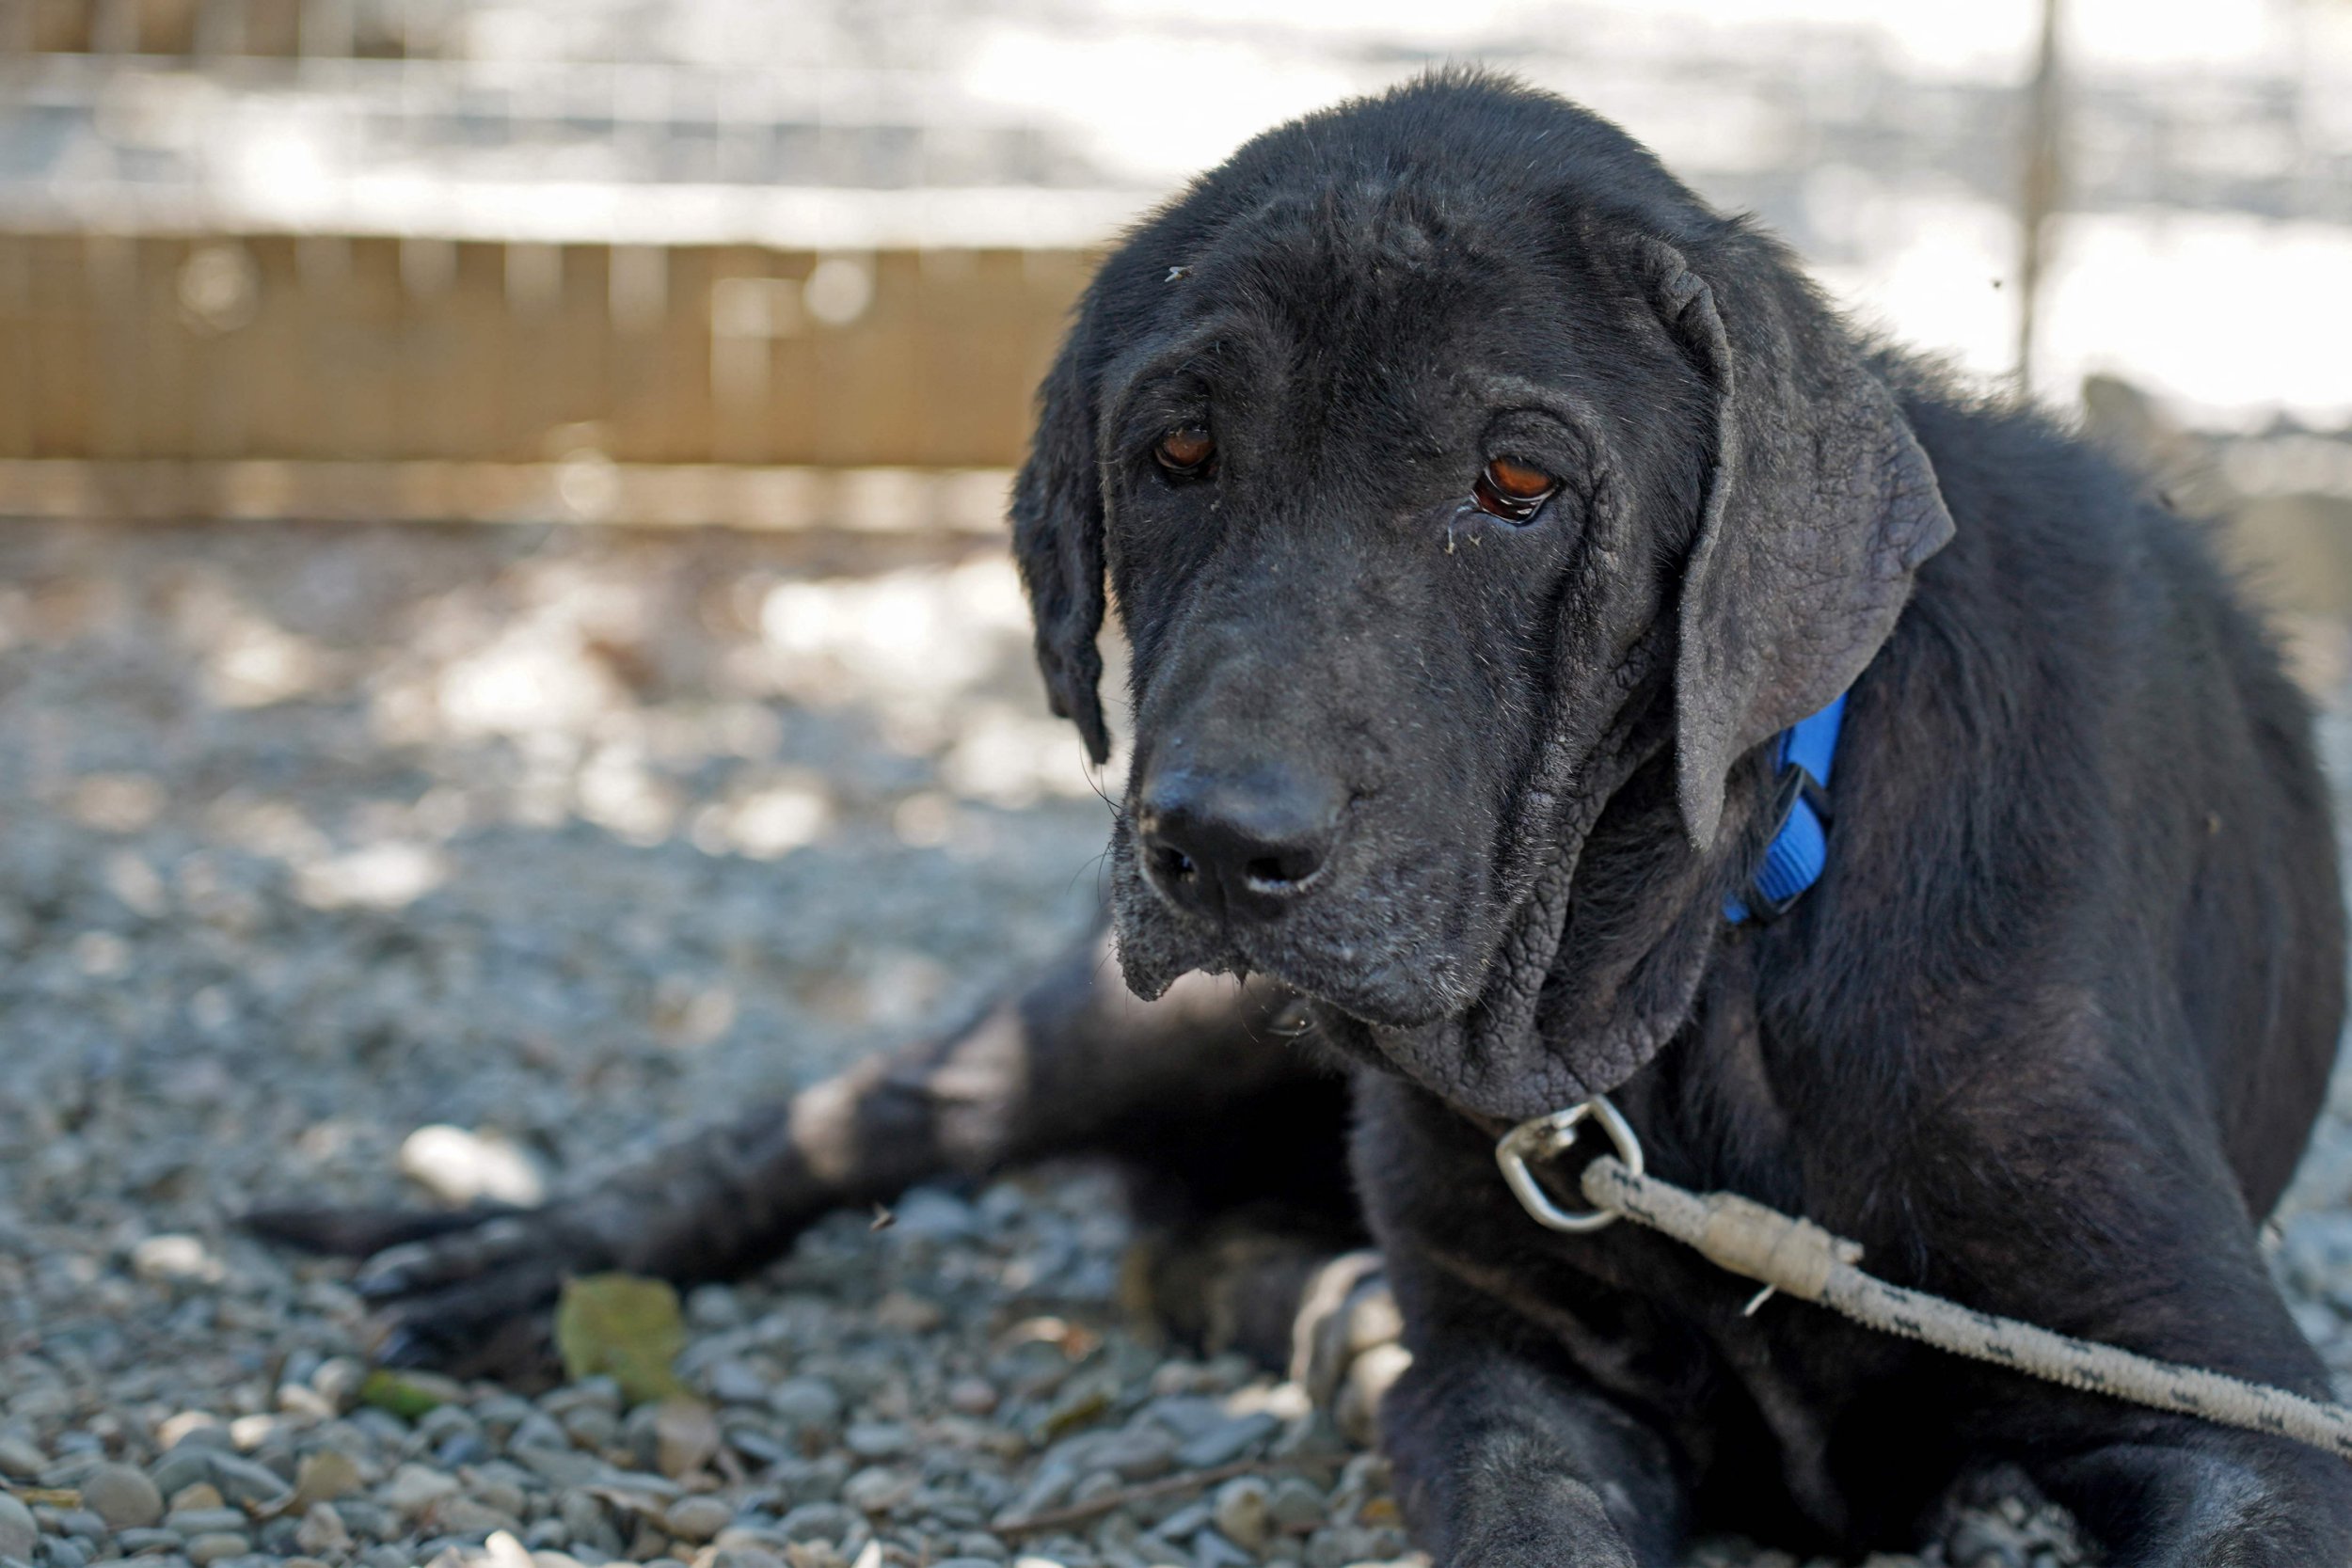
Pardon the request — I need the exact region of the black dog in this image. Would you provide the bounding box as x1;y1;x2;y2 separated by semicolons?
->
262;74;2351;1564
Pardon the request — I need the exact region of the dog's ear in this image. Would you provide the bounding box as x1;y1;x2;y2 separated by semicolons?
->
1010;320;1112;766
1625;230;1954;849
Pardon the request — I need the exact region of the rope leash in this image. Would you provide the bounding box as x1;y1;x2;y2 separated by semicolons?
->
1495;1098;2352;1463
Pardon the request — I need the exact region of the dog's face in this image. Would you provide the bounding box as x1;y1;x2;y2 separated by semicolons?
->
1013;76;1953;1064
1089;198;1703;1025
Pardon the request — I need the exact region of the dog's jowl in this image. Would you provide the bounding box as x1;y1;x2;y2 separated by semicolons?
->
262;73;2352;1566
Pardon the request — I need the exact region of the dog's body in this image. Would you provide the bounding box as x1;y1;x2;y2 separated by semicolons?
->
262;77;2351;1564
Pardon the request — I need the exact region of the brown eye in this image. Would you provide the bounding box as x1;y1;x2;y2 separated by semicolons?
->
1471;456;1559;522
1155;425;1216;476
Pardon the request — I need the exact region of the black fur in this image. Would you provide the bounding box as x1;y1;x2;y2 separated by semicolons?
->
262;72;2351;1565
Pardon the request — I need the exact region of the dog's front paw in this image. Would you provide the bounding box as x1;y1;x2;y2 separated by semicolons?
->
246;1200;603;1377
1436;1477;1645;1568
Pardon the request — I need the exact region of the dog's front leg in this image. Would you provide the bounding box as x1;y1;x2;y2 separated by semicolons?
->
1380;1334;1687;1568
2021;1410;2352;1565
247;920;1315;1370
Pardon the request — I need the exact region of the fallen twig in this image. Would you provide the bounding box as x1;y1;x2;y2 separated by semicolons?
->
992;1455;1327;1538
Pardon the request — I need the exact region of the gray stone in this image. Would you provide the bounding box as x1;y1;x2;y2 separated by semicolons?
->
767;1379;842;1436
293;1505;351;1557
1094;1428;1178;1482
706;1361;772;1406
778;1503;855;1544
1211;1479;1272;1552
509;1414;572;1454
84;1464;165;1530
1173;1413;1281;1470
202;1454;292;1508
560;1407;620;1451
1192;1530;1254;1568
842;1422;909;1461
379;1463;461;1517
436;1497;524;1537
334;1501;395;1541
111;1529;184;1555
53;1512;106;1542
662;1497;734;1544
948;1532;1009;1560
0;1495;36;1561
162;1510;245;1536
841;1467;915;1515
145;1450;213;1499
515;1448;607;1489
1138;1398;1228;1442
1264;1479;1327;1535
182;1533;251;1565
710;1548;785;1568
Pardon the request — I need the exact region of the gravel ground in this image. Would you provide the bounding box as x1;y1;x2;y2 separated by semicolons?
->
5;518;2352;1568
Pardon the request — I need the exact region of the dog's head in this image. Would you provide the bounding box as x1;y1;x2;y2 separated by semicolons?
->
1013;74;1951;1054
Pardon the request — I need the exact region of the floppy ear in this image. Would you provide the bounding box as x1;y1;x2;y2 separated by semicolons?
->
1627;230;1954;849
1009;324;1112;765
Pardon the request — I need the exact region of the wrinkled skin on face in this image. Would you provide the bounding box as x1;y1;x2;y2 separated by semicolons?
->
1012;75;1950;1120
1099;201;1711;1027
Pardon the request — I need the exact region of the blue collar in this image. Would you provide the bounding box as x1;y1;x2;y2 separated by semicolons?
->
1722;691;1847;925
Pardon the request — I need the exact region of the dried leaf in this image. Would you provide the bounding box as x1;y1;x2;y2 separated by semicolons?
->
359;1370;444;1420
554;1274;688;1404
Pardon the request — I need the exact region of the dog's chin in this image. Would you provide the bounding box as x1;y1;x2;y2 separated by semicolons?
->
1106;855;1483;1031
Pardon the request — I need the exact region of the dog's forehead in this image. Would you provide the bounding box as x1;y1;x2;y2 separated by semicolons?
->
1186;178;1516;318
1140;182;1585;423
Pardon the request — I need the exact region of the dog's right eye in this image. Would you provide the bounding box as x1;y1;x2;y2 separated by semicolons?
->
1154;425;1216;478
1471;456;1560;523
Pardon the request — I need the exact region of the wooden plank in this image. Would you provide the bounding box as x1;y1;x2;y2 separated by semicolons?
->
0;458;1016;533
0;236;1100;473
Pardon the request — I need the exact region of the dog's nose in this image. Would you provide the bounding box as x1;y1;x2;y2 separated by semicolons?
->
1136;764;1343;923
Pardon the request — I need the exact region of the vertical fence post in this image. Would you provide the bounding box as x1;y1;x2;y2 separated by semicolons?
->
2016;0;2066;392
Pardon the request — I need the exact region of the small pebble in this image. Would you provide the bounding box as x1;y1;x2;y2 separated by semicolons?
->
663;1497;735;1544
294;1504;352;1556
1213;1477;1273;1552
842;1465;916;1515
712;1547;787;1568
147;1452;212;1499
1175;1413;1282;1470
164;1509;248;1536
205;1453;294;1507
183;1531;253;1564
0;1493;38;1560
115;1528;184;1555
768;1380;843;1437
380;1463;462;1517
706;1361;772;1406
83;1462;166;1529
1266;1478;1327;1535
779;1503;855;1544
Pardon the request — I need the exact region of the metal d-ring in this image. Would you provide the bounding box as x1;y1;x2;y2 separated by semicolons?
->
1494;1094;1645;1233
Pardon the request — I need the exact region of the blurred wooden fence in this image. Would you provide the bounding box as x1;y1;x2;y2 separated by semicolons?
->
0;235;1087;467
0;0;1110;525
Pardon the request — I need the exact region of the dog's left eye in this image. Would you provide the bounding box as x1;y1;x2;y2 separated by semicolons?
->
1471;456;1560;523
1154;425;1216;478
